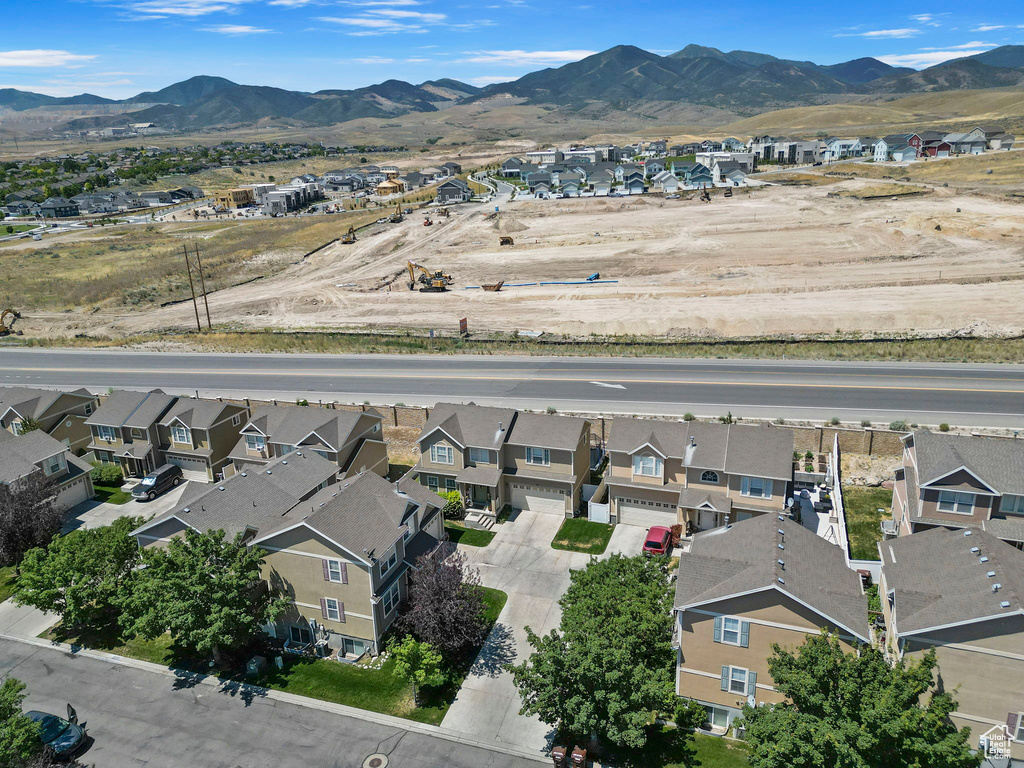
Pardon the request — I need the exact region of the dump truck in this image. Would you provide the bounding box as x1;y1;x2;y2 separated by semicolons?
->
407;261;453;292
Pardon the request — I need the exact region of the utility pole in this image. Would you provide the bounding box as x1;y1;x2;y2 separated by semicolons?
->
181;243;212;331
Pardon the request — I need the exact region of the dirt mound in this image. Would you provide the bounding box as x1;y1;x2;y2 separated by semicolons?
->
493;216;529;233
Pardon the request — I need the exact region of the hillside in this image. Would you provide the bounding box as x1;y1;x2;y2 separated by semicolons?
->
868;58;1024;94
0;88;115;111
127;75;238;105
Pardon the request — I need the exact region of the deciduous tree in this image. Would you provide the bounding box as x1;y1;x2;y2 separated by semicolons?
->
0;474;64;570
738;631;979;768
390;636;446;705
0;678;43;767
510;554;675;749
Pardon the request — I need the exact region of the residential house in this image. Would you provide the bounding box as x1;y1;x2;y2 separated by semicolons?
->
440;161;462;176
675;515;869;729
891;430;1024;549
38;197;79;218
401;171;428;189
71;194;117;214
0;428;95;510
379;166;400;180
525;149;563;165
671;161;714;189
215;188;256;209
921;140;952;158
86;389;177;478
974;125;1005;141
229;404;387;480
990;134;1015;151
721;137;746;151
375;178;405;196
561;181;581;197
413;403;591;521
643;159;667;178
524;171;552;192
500;158;525;178
593;178;612;196
713;161;748;186
874;135;909;162
157;398;248;482
139;190;173;206
0;386;99;454
821;138;863;161
614;163;643;182
603;418;793;529
651;170;681;193
436;178;471;204
622;175;646;195
879;527;1024;760
696;152;756;173
891;145;917;163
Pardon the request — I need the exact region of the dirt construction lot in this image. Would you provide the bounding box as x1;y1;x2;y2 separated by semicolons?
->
20;176;1024;340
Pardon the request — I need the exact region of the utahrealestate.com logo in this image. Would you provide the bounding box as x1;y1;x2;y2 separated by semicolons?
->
981;724;1014;759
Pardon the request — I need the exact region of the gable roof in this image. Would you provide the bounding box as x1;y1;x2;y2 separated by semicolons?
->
420;402;516;450
675;515;869;641
880;526;1024;636
240;404;372;451
86;390;175;429
0;386;93;421
505;411;589;451
0;430;68;484
912;430;1024;495
158;397;240;430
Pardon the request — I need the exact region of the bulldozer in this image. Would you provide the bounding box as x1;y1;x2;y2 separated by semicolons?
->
407;261;453;292
724;187;734;198
0;308;21;336
389;204;404;224
340;225;357;244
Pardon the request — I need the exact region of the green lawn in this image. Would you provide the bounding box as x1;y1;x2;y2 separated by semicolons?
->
0;567;16;603
584;727;751;768
2;225;35;236
551;518;614;555
445;521;496;547
92;481;132;505
843;485;893;560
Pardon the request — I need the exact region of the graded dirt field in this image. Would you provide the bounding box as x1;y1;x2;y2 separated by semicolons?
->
16;170;1024;341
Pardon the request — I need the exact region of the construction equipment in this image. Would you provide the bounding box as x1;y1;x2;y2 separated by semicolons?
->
699;188;711;203
389;204;404;224
423;217;433;227
0;308;21;336
341;226;357;244
482;280;504;292
499;236;514;246
407;261;453;292
724;187;734;198
439;206;450;219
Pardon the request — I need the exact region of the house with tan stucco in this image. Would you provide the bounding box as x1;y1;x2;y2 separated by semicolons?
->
0;386;100;455
0;428;95;510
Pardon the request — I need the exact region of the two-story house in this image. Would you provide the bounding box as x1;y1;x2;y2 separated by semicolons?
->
413;403;591;521
132;452;444;660
157;398;249;482
0;428;95;509
86;390;177;478
879;527;1024;760
604;418;793;529
675;515;869;730
891;430;1024;549
0;386;100;454
228;405;387;479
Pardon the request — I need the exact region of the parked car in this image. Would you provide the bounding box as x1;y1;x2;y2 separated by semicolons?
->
26;705;86;758
666;194;680;199
132;464;183;501
642;525;672;556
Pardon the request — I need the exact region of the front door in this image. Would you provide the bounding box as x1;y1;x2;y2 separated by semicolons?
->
698;508;719;530
472;485;490;507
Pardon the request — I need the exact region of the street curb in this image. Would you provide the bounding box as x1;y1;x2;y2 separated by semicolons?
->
0;631;548;764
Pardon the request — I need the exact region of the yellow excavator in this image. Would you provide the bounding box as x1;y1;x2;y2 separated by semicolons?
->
407;261;453;292
0;308;21;336
389;203;404;223
341;226;356;244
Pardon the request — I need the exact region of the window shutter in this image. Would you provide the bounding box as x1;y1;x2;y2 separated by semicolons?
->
319;598;328;619
720;666;729;691
338;602;346;623
1007;712;1019;735
740;621;750;648
713;616;723;643
747;671;757;697
741;477;750;495
322;559;330;581
340;562;348;585
764;479;774;498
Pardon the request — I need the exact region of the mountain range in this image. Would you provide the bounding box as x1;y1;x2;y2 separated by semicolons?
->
3;44;1022;132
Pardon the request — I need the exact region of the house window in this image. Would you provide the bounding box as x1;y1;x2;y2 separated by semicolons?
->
469;448;490;464
426;476;439;490
525;447;551;466
701;470;719;483
937;490;975;514
96;425;116;442
323;598;342;622
231;413;242;426
725;666;753;695
45;454;66;475
379;549;398;577
430;444;454;465
245;434;265;451
326;559;346;583
704;705;729;729
289;626;312;645
714;615;749;647
1001;495;1024;516
11;421;24;435
131;428;143;438
445;477;457;492
280;444;296;455
315;450;329;459
84;403;93;415
741;477;772;499
632;453;663;477
172;425;191;444
1015;714;1024;742
381;583;400;615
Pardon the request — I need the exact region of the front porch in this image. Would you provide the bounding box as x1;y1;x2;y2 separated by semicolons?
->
455;465;503;529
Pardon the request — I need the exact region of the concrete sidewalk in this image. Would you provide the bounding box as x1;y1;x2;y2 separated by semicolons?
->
0;599;58;641
63;482;188;532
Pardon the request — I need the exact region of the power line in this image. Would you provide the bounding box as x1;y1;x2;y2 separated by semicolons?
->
181;243;212;331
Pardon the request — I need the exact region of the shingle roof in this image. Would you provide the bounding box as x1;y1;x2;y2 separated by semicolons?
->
86;390;174;429
241;405;368;451
0;386;93;421
159;398;238;430
505;411;588;451
912;430;1024;495
675;515;869;641
0;430;67;484
420;403;517;450
880;526;1024;635
608;418;792;480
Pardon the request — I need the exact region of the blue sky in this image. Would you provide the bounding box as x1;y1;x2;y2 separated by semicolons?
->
3;1;1023;99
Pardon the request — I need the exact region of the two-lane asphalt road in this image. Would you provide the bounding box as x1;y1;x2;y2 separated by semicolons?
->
2;348;1023;427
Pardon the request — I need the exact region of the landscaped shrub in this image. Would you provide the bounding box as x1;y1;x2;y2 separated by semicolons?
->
804;451;814;460
90;463;124;485
939;423;950;432
889;420;909;432
683;412;695;421
829;417;841;426
441;490;464;520
669;524;683;548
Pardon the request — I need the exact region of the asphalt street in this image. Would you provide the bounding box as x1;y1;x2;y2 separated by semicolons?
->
0;638;541;768
1;348;1023;427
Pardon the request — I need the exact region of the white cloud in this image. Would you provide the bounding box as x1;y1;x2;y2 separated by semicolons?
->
0;49;98;67
972;24;1006;32
366;9;445;21
456;49;597;65
117;0;254;16
318;16;426;33
921;41;995;50
910;13;945;27
352;56;396;63
202;24;273;34
878;49;992;68
836;28;921;38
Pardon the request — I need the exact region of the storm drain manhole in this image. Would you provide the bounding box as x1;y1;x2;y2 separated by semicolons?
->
363;755;389;768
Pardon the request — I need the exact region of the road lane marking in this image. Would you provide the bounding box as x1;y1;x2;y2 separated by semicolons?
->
590;381;627;389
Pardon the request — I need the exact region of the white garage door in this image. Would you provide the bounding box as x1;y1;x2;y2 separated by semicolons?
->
617;499;677;528
509;482;566;515
166;455;209;482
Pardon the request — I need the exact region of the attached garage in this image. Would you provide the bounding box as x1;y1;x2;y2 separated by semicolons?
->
165;454;210;482
616;497;678;528
508;481;567;515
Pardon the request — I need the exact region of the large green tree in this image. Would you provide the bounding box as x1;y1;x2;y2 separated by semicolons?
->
0;474;64;570
390;636;446;706
0;678;43;767
119;529;288;663
738;631;980;768
14;516;143;627
510;554;675;749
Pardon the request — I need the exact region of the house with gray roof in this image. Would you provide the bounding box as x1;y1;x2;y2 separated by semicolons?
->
86;390;177;478
879;526;1024;759
0;428;94;510
0;386;99;454
603;418;793;529
675;514;868;730
156;397;249;482
229;404;387;481
891;430;1024;548
435;177;471;204
413;403;591;526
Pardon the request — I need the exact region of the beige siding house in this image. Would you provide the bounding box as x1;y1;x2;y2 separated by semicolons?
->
413;403;591;523
0;386;100;455
675;515;869;730
157;398;248;482
891;430;1024;549
86;390;177;478
605;418;793;529
879;527;1024;759
0;428;95;509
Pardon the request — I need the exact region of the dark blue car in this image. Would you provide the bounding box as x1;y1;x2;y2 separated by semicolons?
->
26;707;86;758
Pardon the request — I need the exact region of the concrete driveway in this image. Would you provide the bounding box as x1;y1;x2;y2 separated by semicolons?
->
63;482;190;532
